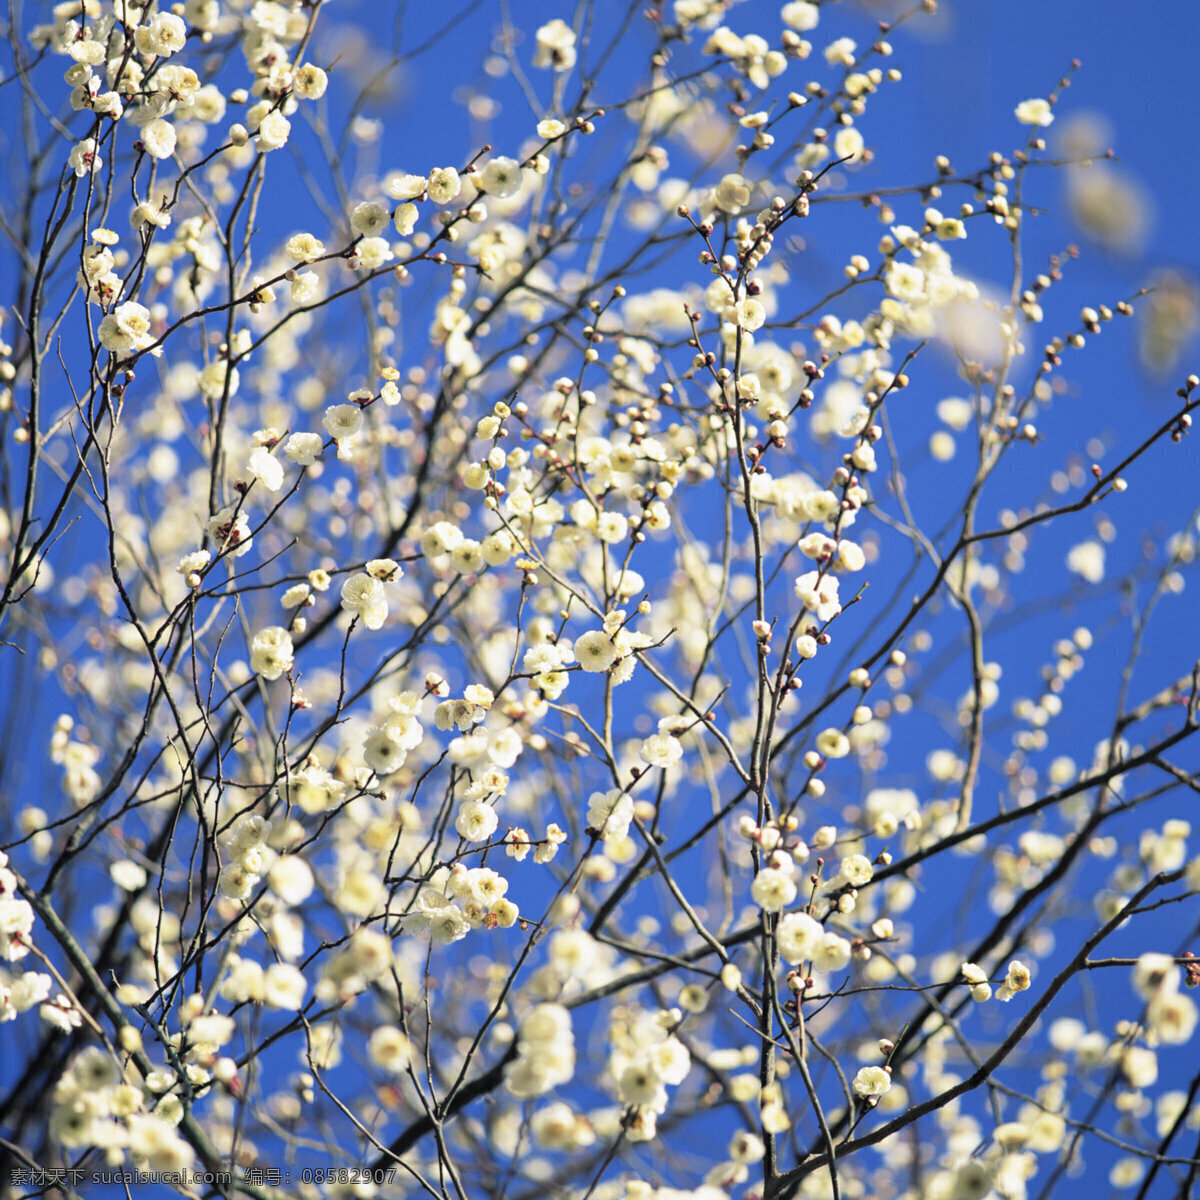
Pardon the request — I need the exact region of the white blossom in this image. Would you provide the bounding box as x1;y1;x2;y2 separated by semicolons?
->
140;119;177;160
257;110;292;150
1015;97;1055;126
852;1065;891;1098
533;19;577;71
250;627;294;680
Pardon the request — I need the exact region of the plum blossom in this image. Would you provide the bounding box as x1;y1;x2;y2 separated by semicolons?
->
140;119;176;160
1015;97;1054;126
479;156;523;198
340;573;387;629
794;571;841;622
250;627;294;680
852;1066;892;1098
533;19;577;71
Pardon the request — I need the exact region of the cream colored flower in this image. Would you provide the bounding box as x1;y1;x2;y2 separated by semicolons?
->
794;571;841;622
322;404;363;441
340;573;387;629
427;167;461;204
286;232;325;262
479;156;523;199
586;789;633;842
250;627;294;680
852;1065;891;1098
257;110;291;150
456;799;499;842
140;118;177;160
293;64;328;100
776;911;822;963
533;19;577;71
751;867;797;912
574;630;619;673
713;173;751;214
815;728;850;759
1015;97;1054;127
247;447;283;492
639;733;682;768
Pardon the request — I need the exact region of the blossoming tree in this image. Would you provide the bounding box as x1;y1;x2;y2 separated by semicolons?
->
1;2;1199;1199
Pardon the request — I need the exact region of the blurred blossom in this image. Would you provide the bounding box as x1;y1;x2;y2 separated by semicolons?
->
1138;269;1200;378
1066;161;1151;255
1058;113;1151;255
